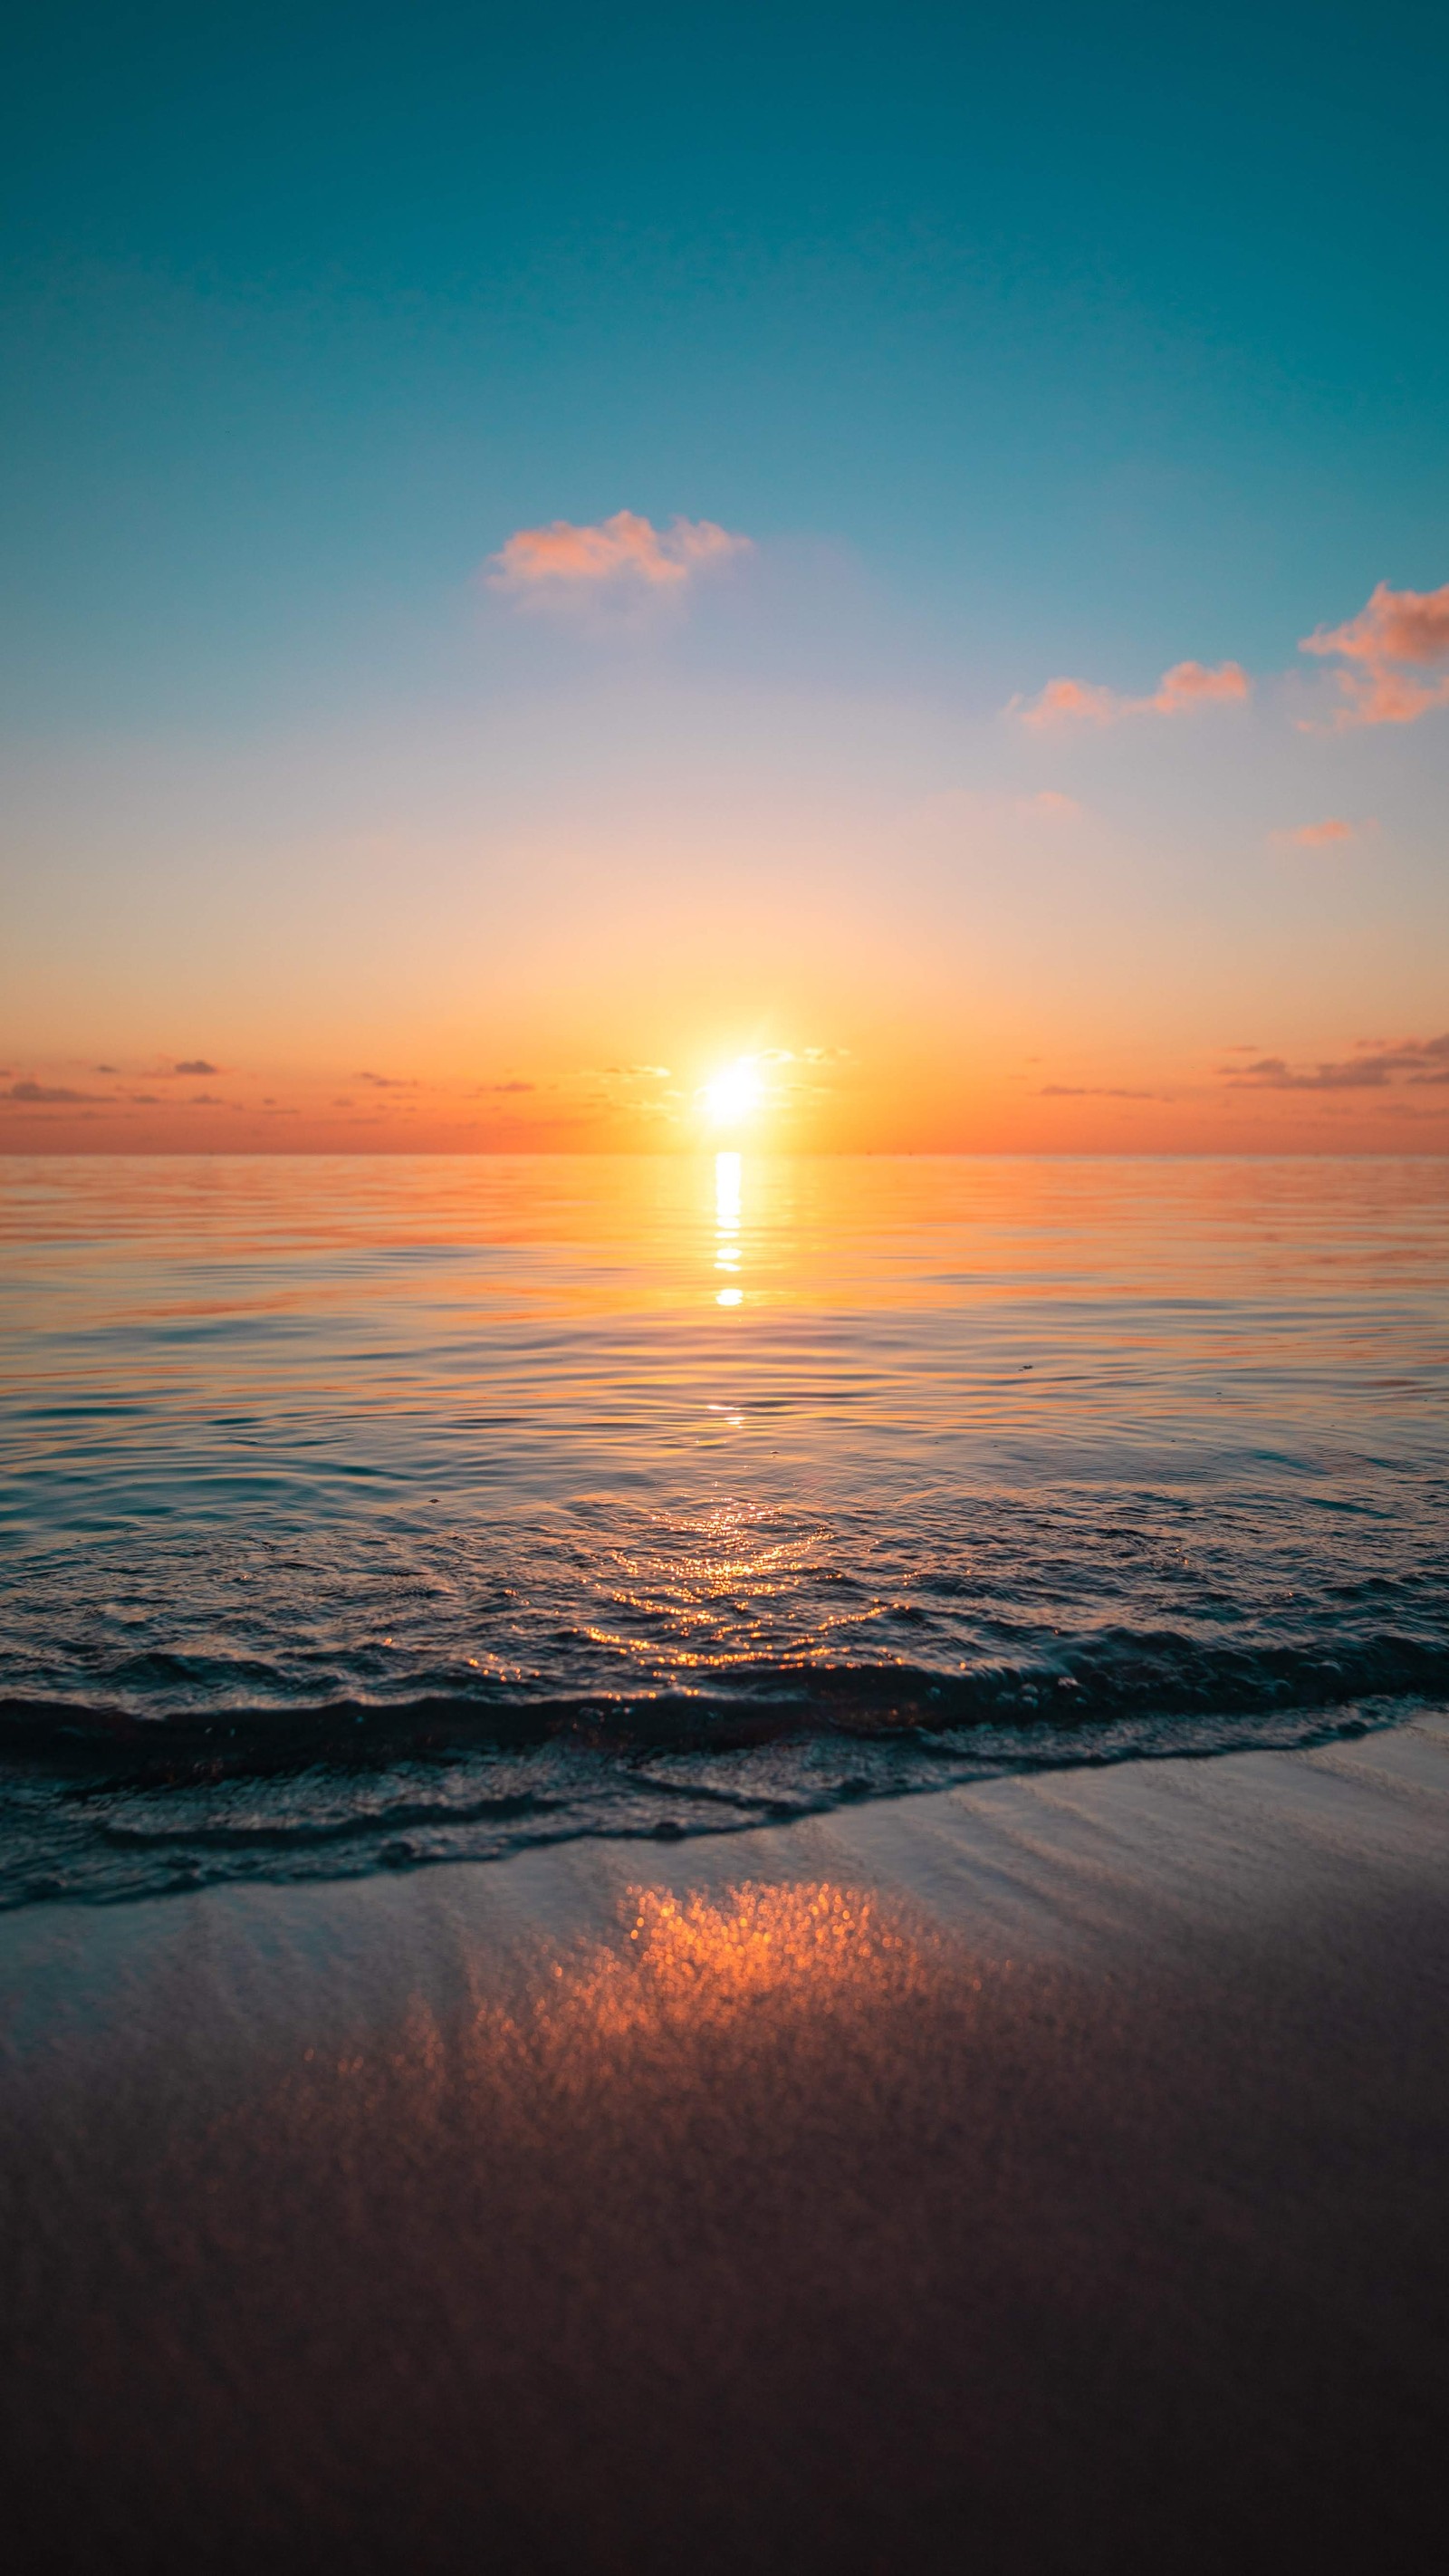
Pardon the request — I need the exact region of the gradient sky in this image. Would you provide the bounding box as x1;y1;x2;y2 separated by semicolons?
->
3;0;1447;1150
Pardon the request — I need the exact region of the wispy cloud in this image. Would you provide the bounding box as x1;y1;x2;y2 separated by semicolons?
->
1039;1084;1165;1100
1149;660;1251;715
1014;659;1249;729
1223;1034;1449;1091
1;1080;104;1104
172;1058;219;1076
1300;580;1449;727
1017;790;1084;821
1269;816;1370;851
486;511;752;602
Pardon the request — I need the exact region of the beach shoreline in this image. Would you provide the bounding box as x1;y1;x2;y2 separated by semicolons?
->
5;1716;1447;2572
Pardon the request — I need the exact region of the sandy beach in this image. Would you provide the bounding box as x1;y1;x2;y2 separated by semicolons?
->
5;1715;1447;2574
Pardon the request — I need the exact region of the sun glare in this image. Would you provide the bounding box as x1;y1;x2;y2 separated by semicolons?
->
703;1058;763;1129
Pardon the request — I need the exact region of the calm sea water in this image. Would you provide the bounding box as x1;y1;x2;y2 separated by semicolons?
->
2;1152;1446;1907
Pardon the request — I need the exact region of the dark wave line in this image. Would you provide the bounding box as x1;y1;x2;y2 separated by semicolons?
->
3;1625;1447;1787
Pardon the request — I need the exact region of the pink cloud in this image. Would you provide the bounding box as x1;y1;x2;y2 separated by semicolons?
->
1270;816;1363;851
1300;580;1449;726
487;510;752;596
1015;658;1249;728
1148;658;1250;713
1017;790;1084;821
1018;678;1120;727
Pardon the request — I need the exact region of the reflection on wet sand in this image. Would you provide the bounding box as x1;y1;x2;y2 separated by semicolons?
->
530;1879;923;2043
366;1879;933;2122
7;1749;1448;2575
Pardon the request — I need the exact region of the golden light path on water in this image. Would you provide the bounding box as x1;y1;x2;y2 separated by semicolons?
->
714;1149;744;1308
579;1149;857;1674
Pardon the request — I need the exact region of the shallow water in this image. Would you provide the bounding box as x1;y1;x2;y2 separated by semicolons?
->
2;1152;1446;1905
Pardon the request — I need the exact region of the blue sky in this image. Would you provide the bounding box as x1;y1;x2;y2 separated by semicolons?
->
2;0;1446;1148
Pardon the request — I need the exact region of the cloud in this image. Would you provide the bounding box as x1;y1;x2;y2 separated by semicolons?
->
1039;1084;1165;1100
1300;580;1449;726
172;1057;219;1075
1015;658;1249;729
1017;790;1084;822
1152;659;1251;713
355;1070;417;1090
2;1081;103;1104
1269;816;1368;850
1017;678;1118;727
1223;1034;1449;1091
1226;1056;1387;1091
486;511;752;600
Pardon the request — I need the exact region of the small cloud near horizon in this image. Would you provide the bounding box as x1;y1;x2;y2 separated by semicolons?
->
1223;1033;1449;1091
1015;659;1249;729
172;1059;219;1076
1300;580;1449;727
2;1080;104;1104
486;511;752;602
1039;1084;1165;1100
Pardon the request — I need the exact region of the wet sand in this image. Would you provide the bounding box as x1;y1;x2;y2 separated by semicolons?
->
4;1716;1448;2574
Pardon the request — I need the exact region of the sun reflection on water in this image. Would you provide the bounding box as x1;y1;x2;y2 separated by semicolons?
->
578;1499;880;1672
715;1149;744;1308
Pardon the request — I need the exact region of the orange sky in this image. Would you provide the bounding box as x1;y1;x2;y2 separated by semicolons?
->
5;570;1448;1154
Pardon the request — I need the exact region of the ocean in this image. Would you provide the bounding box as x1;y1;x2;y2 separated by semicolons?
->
2;1150;1445;1908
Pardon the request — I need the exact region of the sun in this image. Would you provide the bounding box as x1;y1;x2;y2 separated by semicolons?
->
702;1057;764;1129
